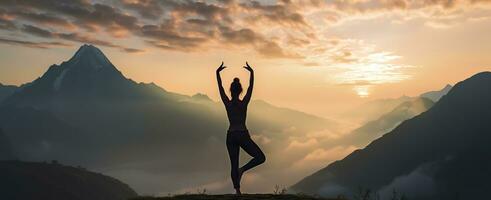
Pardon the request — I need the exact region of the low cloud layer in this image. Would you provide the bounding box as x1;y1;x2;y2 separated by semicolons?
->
378;160;440;199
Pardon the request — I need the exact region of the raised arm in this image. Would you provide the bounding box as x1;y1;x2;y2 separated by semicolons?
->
242;62;254;104
216;62;229;104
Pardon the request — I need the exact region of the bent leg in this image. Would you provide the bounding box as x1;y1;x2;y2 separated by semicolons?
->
226;134;240;189
239;133;266;172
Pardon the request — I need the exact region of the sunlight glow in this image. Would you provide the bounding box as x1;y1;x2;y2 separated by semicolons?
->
338;62;413;85
353;85;370;98
300;38;414;97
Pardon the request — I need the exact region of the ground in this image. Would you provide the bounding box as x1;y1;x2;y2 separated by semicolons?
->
131;194;346;200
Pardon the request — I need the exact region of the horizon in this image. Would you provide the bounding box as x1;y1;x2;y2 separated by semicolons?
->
0;44;489;119
2;43;471;113
1;0;491;118
0;43;488;119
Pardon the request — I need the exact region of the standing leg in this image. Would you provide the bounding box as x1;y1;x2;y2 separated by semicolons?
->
226;133;241;193
239;132;266;173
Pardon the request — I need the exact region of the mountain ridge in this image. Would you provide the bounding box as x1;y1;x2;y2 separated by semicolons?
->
0;44;337;194
338;97;434;148
0;160;137;200
420;84;452;102
291;71;491;200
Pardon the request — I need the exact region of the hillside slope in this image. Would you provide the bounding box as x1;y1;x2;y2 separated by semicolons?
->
0;160;137;200
292;72;491;200
0;128;14;160
339;97;434;147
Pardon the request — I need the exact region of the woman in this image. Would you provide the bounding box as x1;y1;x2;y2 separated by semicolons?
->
216;61;266;195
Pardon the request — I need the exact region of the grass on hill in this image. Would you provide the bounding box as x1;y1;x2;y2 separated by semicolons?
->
131;194;346;200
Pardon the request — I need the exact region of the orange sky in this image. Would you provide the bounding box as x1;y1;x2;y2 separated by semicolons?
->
1;0;491;117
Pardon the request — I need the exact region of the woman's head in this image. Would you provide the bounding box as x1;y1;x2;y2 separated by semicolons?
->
230;77;243;99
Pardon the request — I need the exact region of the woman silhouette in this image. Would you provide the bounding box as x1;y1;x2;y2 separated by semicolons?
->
216;61;266;194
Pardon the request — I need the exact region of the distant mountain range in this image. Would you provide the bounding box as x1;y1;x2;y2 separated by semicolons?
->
292;72;491;200
339;97;434;148
0;160;137;200
342;95;414;124
420;84;452;102
0;44;337;194
335;84;451;148
342;84;452;125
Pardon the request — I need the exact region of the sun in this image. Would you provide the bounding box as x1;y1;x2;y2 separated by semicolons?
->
353;85;370;98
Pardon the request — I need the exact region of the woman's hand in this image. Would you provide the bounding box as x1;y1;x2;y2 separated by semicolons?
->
216;61;226;73
243;62;253;72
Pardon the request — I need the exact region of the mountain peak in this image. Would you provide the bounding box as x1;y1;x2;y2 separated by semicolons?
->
465;71;491;83
68;44;113;69
5;44;129;95
420;83;453;102
191;93;212;101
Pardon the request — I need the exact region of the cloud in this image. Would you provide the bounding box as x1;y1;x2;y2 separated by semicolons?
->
0;18;15;30
257;40;304;59
0;0;490;60
297;37;414;96
240;0;310;28
303;62;320;67
22;24;54;38
219;26;304;59
219;27;259;44
290;146;358;174
170;0;231;22
424;20;459;29
287;138;318;150
20;24;144;53
324;0;491;14
0;0;308;58
0;1;147;52
0;0;138;32
0;37;71;49
251;134;272;145
121;0;164;19
140;22;209;50
16;11;75;29
301;146;357;162
287;35;310;47
58;32;118;48
0;8;16;30
378;161;439;199
331;51;358;64
122;47;145;53
306;128;348;140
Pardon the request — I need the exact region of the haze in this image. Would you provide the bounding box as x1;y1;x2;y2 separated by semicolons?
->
1;0;491;117
1;0;491;195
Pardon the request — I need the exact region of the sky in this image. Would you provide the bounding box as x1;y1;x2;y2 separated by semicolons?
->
1;0;491;118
